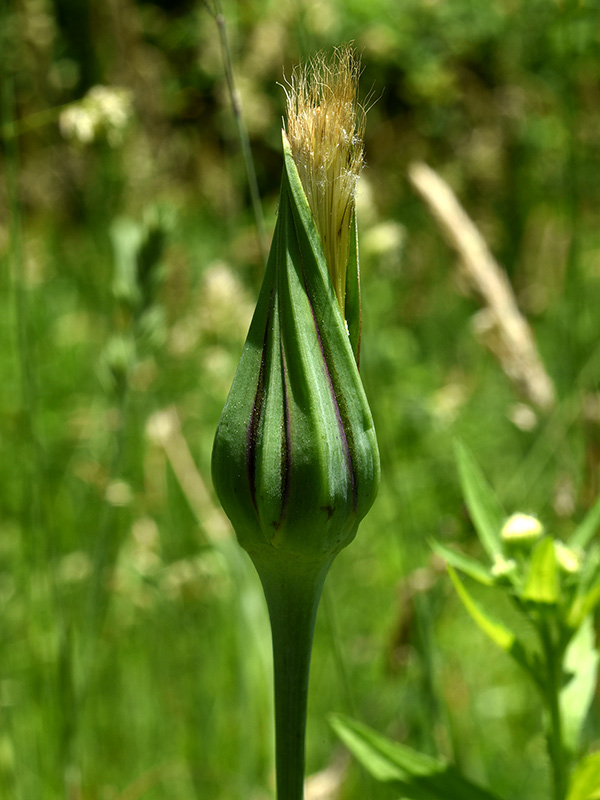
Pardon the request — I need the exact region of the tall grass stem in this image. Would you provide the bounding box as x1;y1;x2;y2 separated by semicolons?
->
2;38;44;552
205;0;268;267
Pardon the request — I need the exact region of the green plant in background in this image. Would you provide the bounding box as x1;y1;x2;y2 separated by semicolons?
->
90;207;170;621
332;441;600;800
212;48;380;799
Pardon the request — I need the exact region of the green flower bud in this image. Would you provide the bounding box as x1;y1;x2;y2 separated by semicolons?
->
554;540;582;575
212;122;379;574
211;48;379;800
501;513;543;547
491;553;517;582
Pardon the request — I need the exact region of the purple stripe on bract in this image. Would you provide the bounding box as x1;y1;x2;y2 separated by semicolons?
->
278;326;291;526
247;292;273;514
307;293;357;511
289;196;358;512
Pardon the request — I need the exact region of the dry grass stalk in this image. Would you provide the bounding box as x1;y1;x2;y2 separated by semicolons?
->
408;161;555;412
305;751;348;800
146;407;232;543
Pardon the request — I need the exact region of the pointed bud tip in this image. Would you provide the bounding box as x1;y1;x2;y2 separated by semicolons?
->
284;46;365;313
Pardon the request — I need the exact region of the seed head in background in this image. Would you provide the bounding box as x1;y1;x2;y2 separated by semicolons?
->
212;46;379;800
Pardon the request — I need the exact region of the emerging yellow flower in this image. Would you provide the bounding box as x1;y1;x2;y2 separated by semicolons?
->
284;46;365;316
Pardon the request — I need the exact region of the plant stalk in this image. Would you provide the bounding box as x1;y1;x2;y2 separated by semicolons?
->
203;0;268;266
255;554;333;800
540;620;568;800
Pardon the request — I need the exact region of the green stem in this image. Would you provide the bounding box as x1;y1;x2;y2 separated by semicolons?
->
540;620;568;800
254;553;333;800
204;0;268;267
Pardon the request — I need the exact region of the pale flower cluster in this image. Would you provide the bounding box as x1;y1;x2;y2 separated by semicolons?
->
59;85;134;147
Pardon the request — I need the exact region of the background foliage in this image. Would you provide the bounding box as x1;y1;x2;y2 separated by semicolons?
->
1;0;600;798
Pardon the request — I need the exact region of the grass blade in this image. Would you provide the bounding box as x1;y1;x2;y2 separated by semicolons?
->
569;493;600;550
455;441;505;558
448;566;541;686
430;539;494;586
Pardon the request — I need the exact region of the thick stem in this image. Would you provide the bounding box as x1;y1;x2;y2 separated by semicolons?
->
254;554;333;800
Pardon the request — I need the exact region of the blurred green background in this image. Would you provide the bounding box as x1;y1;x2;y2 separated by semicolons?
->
1;0;600;798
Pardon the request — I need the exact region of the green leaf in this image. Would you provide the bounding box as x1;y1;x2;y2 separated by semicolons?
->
330;713;505;800
430;540;494;586
568;546;600;628
448;567;541;686
568;578;600;629
561;617;600;754
578;544;600;594
567;752;600;800
569;493;600;550
455;441;505;558
522;537;558;604
110;218;143;307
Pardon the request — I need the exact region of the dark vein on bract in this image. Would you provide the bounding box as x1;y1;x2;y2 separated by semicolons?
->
247;291;273;514
278;325;291;528
272;190;292;531
309;298;357;511
289;195;358;512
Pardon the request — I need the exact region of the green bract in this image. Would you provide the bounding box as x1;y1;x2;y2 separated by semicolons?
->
212;131;380;571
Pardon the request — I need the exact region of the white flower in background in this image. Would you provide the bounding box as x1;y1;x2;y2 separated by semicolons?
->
60;85;134;146
60;106;95;143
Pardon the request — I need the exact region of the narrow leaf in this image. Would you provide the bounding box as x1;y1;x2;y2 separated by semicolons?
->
561;617;600;754
448;567;540;685
567;752;600;800
522;537;558;604
568;579;600;630
330;713;505;800
455;441;505;558
568;546;600;628
569;493;600;550
577;544;600;594
430;540;494;586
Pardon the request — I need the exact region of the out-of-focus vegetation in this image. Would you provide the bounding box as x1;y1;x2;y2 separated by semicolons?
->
1;0;600;798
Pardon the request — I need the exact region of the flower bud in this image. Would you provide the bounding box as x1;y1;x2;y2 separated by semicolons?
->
212;134;379;569
501;513;543;547
212;49;379;800
212;49;379;572
554;541;582;575
491;554;517;582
